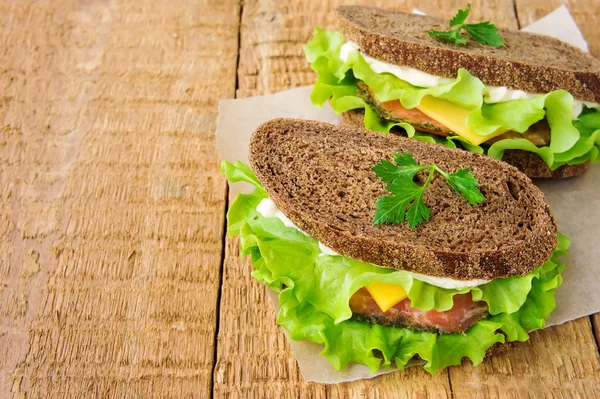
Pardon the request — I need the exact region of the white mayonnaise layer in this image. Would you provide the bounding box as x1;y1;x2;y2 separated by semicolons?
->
256;198;490;289
256;198;340;256
340;42;454;88
404;272;489;290
339;41;600;119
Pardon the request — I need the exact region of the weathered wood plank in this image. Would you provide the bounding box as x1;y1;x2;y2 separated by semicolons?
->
450;317;600;397
0;0;239;397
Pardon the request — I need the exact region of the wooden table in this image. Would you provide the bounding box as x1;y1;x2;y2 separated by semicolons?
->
1;0;599;397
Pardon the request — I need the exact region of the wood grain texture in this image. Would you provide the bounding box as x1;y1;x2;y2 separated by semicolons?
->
1;0;599;397
0;0;239;397
450;317;600;397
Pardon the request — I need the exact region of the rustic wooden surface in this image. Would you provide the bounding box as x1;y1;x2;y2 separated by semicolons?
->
0;0;239;397
1;0;599;397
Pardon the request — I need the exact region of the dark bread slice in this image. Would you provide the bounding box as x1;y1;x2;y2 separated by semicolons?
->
501;150;589;179
336;6;600;103
341;108;590;179
484;341;515;359
249;118;557;280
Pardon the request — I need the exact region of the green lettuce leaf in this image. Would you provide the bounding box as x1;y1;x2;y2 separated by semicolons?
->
276;234;565;374
304;28;600;170
222;162;568;373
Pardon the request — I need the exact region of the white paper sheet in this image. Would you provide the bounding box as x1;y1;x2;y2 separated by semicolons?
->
521;5;589;52
216;6;599;383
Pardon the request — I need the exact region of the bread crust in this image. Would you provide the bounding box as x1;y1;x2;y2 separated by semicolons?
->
340;108;589;179
501;150;589;179
484;341;515;358
336;6;600;103
249;118;558;280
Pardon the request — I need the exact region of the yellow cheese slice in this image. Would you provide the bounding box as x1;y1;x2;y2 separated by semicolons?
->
365;282;408;312
416;96;508;145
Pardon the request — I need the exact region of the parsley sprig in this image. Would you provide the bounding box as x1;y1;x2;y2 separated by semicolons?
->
428;4;504;48
372;152;486;228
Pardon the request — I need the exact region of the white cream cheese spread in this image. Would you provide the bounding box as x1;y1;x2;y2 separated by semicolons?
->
256;198;491;289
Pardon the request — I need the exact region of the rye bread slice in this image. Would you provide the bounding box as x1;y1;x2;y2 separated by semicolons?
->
249;118;558;280
340;108;589;179
501;150;589;179
336;6;600;103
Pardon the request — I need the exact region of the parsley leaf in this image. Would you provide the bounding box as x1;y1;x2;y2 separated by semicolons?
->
372;153;424;182
428;28;468;46
406;189;431;229
373;194;412;225
374;175;428;228
394;152;419;167
428;4;504;48
372;152;486;228
449;4;471;26
372;160;413;182
464;22;504;47
386;175;424;197
445;168;486;205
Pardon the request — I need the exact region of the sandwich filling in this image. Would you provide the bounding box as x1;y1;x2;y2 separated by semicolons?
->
340;41;600;118
256;198;491;333
304;28;600;171
222;161;568;374
358;82;552;147
350;289;488;333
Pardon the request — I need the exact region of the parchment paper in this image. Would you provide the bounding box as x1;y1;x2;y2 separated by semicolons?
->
216;6;599;383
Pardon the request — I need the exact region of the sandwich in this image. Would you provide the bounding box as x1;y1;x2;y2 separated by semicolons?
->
304;5;600;178
221;118;568;374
